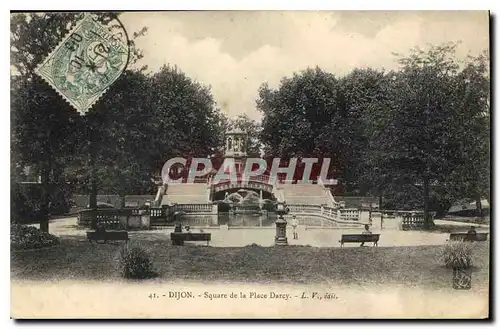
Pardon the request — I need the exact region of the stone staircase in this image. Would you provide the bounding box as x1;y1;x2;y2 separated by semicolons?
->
278;184;332;205
161;183;209;205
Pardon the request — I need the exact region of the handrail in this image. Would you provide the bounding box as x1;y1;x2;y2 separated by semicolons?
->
153;185;166;207
172;203;213;213
212;174;272;185
287;204;362;222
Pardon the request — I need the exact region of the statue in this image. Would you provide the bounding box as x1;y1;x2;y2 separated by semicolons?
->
234;137;239;151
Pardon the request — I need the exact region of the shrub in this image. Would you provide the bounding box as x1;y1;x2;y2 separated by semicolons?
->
441;241;474;269
117;243;157;279
10;224;60;250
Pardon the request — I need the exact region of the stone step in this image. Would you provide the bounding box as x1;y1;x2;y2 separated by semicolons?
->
162;183;208;205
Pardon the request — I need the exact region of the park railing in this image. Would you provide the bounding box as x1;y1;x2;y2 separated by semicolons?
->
172;203;213;213
287;204;323;214
400;212;434;230
77;208;151;229
339;208;360;221
150;207;168;219
287;204;361;222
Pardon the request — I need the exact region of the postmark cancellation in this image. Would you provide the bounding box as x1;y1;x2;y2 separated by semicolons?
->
35;13;129;115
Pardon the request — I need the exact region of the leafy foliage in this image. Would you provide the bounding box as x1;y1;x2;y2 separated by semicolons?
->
258;67;341;158
11;224;60;250
441;241;473;269
11;13;226;223
257;43;489;218
11;182;72;224
117;242;157;279
10;12;146;231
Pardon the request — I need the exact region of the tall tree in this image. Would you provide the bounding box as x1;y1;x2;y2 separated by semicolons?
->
10;12;144;231
141;65;226;181
336;68;387;194
446;51;490;216
258;67;342;159
11;13;84;231
363;43;480;226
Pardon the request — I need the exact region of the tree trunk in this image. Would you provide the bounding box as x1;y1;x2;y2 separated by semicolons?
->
475;193;483;218
88;123;98;209
89;167;97;209
39;165;50;233
39;128;53;233
120;193;126;209
423;175;430;229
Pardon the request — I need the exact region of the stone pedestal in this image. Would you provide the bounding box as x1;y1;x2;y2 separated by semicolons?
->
128;215;141;229
141;214;150;229
119;215;129;229
274;216;288;246
359;209;371;223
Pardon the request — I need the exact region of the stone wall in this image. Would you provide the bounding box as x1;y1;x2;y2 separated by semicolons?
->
72;195;155;208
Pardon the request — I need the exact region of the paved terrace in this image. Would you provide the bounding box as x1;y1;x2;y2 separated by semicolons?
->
33;216;490;248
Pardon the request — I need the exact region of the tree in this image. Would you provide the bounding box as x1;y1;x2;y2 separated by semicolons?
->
84;70;154;205
10;12;145;231
64;64;227;198
258;67;341;158
446;51;490;216
147;66;225;176
336;68;387;194
362;43;486;226
257;66;390;188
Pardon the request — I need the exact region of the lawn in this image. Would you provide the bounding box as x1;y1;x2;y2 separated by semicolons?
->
11;237;490;289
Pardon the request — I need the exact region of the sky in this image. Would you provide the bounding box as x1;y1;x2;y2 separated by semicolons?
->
120;11;489;121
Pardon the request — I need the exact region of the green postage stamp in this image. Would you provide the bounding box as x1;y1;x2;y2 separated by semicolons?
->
35;13;129;115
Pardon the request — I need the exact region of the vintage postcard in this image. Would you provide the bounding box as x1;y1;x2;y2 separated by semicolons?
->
10;10;490;319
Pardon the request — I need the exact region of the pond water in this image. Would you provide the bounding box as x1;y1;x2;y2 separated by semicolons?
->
170;213;342;228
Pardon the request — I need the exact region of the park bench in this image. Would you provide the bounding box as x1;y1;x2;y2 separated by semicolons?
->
339;234;380;247
87;231;129;243
171;232;211;246
449;232;488;242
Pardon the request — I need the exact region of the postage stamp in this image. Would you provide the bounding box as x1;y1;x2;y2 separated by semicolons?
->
35;13;130;115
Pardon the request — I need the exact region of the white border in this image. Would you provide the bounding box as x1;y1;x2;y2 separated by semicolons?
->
4;1;498;11
3;1;498;329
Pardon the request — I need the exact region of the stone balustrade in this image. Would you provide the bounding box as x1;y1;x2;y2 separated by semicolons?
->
287;204;323;214
287;204;363;223
339;208;360;221
173;203;213;213
211;180;273;194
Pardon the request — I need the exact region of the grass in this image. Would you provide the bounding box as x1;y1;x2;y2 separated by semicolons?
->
438;216;490;226
14;217;491;293
11;237;490;288
431;224;489;234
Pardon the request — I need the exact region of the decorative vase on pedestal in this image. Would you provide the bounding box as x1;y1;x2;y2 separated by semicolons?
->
274;201;289;246
452;267;472;290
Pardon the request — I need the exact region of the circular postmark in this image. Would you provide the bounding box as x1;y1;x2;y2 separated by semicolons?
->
36;12;132;114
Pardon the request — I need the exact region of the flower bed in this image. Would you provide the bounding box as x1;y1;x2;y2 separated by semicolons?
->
11;224;60;250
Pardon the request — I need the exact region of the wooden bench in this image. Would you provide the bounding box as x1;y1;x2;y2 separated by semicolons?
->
449;232;488;242
339;234;380;247
171;232;211;246
87;231;129;243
